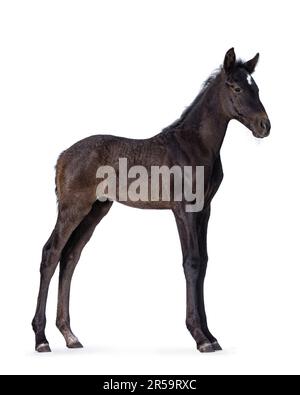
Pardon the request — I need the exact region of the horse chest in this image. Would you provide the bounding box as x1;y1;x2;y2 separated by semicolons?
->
204;158;224;204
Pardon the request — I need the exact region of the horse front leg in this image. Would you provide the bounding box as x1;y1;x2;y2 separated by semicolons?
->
195;205;221;351
173;205;220;353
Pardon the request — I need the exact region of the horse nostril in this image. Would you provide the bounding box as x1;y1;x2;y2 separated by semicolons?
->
260;119;270;133
261;120;267;130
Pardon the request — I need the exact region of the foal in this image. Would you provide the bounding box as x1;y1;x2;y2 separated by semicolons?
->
32;48;270;353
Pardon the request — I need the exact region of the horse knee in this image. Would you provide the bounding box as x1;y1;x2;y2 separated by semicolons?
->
183;256;207;279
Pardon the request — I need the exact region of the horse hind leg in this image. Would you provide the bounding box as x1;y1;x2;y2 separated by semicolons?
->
56;200;113;349
32;196;95;352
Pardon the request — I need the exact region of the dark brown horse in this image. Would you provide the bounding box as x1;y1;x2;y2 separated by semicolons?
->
32;48;270;353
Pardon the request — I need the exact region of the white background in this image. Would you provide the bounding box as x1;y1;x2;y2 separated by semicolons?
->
0;0;299;375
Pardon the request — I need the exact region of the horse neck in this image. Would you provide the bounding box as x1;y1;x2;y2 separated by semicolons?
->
178;77;230;159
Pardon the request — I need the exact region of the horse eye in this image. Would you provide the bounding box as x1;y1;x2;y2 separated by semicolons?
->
234;87;242;93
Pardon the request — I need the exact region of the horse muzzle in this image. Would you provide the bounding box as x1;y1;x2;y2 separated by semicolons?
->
252;115;271;138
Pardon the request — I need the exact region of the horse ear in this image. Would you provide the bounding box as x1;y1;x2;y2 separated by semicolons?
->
223;48;236;74
243;53;259;74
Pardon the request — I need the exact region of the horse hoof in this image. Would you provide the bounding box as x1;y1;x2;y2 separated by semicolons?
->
67;340;83;349
197;342;215;353
36;343;51;353
212;341;222;351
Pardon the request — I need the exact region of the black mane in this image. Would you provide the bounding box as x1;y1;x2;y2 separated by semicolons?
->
162;60;248;133
162;69;221;132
